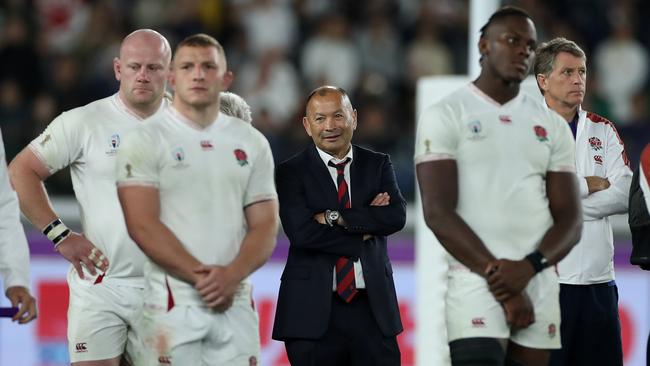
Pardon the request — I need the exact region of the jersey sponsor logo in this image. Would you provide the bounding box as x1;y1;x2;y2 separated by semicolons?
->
234;149;249;166
471;317;485;327
39;134;52;146
466;120;486;140
589;136;603;150
594;155;604;165
158;355;172;364
534;125;548;142
548;323;557;338
499;115;512;124
200;140;214;150
75;342;88;353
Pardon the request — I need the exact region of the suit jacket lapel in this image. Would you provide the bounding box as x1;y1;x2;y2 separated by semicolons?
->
306;145;339;207
350;145;363;208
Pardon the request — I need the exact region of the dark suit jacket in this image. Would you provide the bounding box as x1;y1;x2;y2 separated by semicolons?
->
272;144;406;341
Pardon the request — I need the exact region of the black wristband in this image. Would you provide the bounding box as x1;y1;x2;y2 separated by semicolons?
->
525;250;549;273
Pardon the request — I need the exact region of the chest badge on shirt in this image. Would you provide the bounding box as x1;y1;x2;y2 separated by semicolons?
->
234;149;249;166
105;134;120;156
466;120;486;140
200;140;214;150
533;125;548;142
588;136;603;151
171;147;189;169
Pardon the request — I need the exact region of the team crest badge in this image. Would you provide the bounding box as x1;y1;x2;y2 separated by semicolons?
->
534;125;548;142
234;149;248;166
466;120;485;140
588;137;602;151
172;148;185;162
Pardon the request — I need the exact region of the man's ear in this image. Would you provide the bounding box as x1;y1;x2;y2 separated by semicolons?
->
302;116;312;137
536;74;548;93
113;57;121;82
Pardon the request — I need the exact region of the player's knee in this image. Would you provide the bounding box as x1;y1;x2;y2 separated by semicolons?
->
449;338;504;366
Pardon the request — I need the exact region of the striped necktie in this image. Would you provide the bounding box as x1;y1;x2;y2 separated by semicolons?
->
328;158;357;302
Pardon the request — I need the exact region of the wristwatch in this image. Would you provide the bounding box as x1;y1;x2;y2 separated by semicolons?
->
325;209;340;226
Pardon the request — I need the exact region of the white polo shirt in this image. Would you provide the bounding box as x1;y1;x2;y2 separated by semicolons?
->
415;83;575;263
116;107;277;306
29;94;168;287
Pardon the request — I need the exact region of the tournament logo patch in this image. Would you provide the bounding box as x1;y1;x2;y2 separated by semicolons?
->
594;155;603;165
110;134;120;149
588;136;602;151
466;120;486;140
533;125;548;141
172;147;185;162
234;149;248;166
548;323;557;338
105;134;120;156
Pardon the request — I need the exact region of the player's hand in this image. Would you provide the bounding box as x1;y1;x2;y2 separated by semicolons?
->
313;212;326;225
585;176;610;194
193;264;240;312
5;286;37;324
56;232;109;278
502;292;534;330
369;192;390;206
485;259;535;302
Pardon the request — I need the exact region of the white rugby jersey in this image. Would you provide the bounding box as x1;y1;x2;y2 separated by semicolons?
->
640;145;650;217
553;108;631;284
29;94;167;286
0;129;30;291
116;107;277;307
415;83;575;264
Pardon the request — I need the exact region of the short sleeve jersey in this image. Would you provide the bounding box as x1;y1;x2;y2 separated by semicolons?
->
414;84;575;262
116;107;277;306
29;94;167;285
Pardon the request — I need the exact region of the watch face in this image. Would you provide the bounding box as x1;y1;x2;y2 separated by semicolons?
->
328;211;339;221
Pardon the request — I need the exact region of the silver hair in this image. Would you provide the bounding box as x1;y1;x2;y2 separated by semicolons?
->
219;92;252;124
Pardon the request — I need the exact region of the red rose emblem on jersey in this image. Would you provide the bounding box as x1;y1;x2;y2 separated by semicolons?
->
534;125;548;141
588;136;602;150
234;149;248;166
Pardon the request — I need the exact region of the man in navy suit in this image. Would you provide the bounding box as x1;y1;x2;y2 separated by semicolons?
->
272;86;406;366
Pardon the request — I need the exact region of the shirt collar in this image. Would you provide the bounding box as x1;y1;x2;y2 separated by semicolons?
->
316;145;354;167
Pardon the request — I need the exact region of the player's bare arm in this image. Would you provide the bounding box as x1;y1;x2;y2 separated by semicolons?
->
487;171;582;301
585;175;610;194
194;199;279;310
9;148;109;277
417;160;497;275
118;185;202;284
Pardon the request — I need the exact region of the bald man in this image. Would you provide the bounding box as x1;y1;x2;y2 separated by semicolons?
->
9;29;171;366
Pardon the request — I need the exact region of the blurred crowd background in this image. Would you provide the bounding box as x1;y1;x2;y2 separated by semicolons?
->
1;0;649;201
